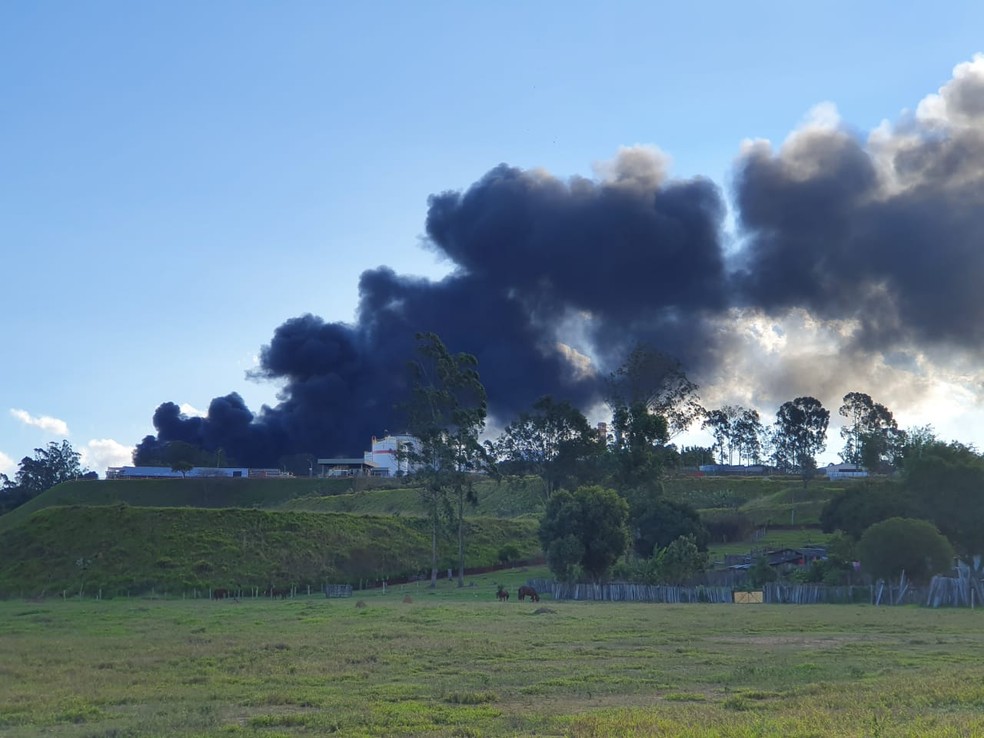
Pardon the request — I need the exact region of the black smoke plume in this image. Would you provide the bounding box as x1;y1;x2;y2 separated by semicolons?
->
136;56;984;466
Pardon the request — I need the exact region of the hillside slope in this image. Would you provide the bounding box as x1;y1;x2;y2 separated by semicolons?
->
0;476;404;534
0;505;540;596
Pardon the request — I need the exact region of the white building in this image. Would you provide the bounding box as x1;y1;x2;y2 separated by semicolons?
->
363;433;419;477
825;463;869;480
106;466;250;479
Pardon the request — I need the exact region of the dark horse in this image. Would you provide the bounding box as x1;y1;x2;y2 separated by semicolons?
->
517;585;539;602
496;586;509;602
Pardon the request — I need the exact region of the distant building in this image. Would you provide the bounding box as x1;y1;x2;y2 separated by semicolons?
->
364;433;419;477
825;463;868;479
698;464;769;476
316;458;380;477
106;466;250;479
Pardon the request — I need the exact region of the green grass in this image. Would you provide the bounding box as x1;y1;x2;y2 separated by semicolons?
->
0;506;540;596
0;593;982;736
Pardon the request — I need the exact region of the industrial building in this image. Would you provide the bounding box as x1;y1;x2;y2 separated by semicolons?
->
318;433;420;478
106;466;252;479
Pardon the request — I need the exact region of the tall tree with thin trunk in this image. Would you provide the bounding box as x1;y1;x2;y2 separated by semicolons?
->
401;332;495;588
772;396;830;497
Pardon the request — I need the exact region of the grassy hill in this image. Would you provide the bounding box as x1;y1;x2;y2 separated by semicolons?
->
0;476;406;534
0;505;540;597
0;472;868;596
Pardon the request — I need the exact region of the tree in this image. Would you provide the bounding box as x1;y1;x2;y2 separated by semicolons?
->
838;392;904;471
702;405;764;465
625;492;709;558
15;440;88;497
401;332;495;588
608;401;669;491
538;486;629;582
820;482;915;540
747;556;778;588
651;534;709;585
858;517;954;584
1;440;91;515
901;439;984;556
733;408;765;465
702;407;736;464
170;460;194;478
678;445;714;468
604;345;703;440
772;397;829;487
493;396;603;500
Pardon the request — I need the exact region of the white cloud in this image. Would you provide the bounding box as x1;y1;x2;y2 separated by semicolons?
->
179;403;207;418
80;439;133;478
0;451;15;477
10;408;70;436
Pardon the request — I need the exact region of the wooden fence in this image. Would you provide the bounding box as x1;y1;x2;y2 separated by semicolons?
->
533;579;929;606
763;583;874;604
546;582;734;603
926;559;984;607
323;584;353;598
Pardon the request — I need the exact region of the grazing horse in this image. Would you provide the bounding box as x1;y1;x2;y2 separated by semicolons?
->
268;587;289;599
496;587;509;602
517;585;539;602
212;588;230;600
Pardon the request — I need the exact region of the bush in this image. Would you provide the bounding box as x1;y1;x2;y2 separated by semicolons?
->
747;556;777;588
858;517;954;583
497;544;521;566
701;510;755;543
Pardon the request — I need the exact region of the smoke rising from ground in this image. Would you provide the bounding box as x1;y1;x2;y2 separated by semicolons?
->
135;55;984;466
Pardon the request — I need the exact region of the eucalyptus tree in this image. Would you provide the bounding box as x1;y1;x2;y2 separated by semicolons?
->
772;397;830;489
604;345;703;440
838;392;904;471
401;332;495;588
493;396;603;501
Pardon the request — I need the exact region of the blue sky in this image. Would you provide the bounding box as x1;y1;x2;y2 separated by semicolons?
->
3;2;984;475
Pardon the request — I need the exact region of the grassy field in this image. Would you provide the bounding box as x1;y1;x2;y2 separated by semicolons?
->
2;577;982;737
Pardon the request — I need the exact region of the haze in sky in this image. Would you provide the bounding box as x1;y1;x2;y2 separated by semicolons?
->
4;2;984;476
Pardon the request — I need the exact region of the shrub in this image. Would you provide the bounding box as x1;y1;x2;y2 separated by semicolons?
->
702;510;755;543
858;517;954;583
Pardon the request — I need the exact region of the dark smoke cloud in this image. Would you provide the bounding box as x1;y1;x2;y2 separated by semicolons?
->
135;147;729;465
735;55;984;352
136;56;984;465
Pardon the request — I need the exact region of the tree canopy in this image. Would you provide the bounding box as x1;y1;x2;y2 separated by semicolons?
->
538;485;629;582
901;439;984;556
858;517;954;583
702;405;764;465
492;396;603;500
772;396;829;484
838;392;904;471
604;345;702;439
1;440;91;515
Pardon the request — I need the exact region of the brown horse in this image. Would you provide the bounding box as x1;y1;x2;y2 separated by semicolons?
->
496;587;509;601
212;588;230;600
268;587;289;599
517;585;539;602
